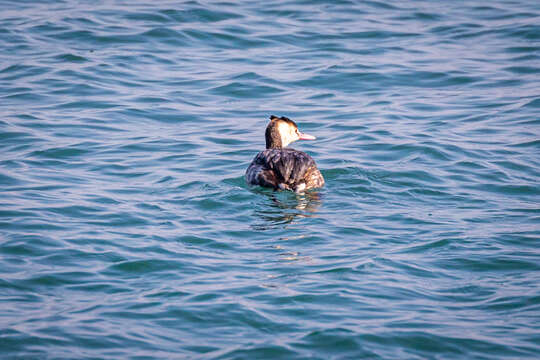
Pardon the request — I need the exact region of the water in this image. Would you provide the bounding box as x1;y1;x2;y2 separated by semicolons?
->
1;0;539;358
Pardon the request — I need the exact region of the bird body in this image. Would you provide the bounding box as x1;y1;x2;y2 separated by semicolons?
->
246;116;324;193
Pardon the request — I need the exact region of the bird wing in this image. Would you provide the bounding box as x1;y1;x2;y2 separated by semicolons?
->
257;149;315;186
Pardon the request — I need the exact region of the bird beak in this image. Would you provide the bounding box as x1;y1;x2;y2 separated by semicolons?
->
298;132;316;140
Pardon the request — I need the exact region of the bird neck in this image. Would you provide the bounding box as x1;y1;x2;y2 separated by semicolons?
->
265;126;283;149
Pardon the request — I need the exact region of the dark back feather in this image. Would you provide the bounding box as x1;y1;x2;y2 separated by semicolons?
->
253;148;315;185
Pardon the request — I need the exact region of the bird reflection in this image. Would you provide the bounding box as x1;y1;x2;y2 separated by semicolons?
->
251;189;322;230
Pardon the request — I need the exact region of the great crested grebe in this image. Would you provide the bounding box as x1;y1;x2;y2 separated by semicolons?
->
246;115;324;193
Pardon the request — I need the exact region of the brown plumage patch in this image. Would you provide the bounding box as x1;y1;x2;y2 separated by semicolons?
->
246;148;324;191
304;166;325;189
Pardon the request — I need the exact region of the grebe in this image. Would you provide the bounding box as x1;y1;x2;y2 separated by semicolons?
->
246;115;324;193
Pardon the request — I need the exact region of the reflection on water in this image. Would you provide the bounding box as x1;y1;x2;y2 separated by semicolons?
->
251;189;323;230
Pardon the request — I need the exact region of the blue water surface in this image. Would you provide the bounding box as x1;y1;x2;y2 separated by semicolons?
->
1;0;539;358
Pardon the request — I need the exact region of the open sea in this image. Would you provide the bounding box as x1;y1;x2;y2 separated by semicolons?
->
1;0;539;358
